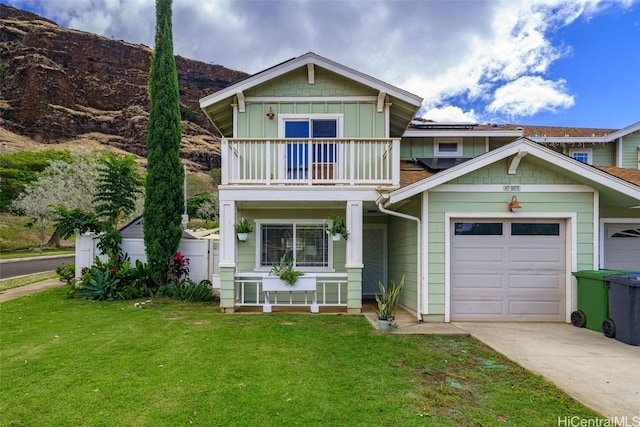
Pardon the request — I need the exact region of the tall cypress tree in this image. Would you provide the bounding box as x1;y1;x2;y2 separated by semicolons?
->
144;0;183;284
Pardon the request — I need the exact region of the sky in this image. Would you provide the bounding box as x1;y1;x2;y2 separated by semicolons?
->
3;0;639;129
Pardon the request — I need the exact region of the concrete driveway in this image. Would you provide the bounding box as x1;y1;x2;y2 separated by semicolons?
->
454;322;640;420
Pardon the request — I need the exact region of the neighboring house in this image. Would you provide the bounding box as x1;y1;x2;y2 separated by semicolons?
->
200;52;640;322
406;119;640;169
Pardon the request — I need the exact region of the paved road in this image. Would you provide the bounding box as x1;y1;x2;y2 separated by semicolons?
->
0;255;74;279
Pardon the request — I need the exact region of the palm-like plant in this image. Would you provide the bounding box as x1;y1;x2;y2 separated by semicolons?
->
374;275;405;320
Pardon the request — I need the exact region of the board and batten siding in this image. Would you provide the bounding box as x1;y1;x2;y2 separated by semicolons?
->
386;196;421;315
620;130;640;169
423;158;595;321
235;67;385;139
235;209;347;273
400;136;490;160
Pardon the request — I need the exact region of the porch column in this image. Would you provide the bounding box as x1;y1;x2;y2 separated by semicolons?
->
219;200;237;312
392;138;400;186
346;201;363;314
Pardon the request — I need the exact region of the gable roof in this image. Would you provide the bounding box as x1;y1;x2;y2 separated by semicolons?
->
389;137;640;208
200;52;423;138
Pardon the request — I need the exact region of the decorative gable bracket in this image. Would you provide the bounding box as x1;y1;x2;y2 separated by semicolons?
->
508;150;528;175
377;91;387;113
236;91;245;113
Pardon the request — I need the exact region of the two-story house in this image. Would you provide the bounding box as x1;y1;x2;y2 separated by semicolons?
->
200;52;640;323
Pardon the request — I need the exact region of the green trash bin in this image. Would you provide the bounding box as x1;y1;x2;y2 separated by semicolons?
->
571;270;629;332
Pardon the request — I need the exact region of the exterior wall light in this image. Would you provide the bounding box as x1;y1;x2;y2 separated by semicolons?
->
266;106;275;120
508;195;522;212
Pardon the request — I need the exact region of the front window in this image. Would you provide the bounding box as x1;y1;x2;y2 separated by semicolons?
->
259;222;330;269
435;138;462;157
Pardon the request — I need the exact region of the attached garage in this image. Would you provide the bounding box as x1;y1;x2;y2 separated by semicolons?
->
450;219;567;322
602;223;640;270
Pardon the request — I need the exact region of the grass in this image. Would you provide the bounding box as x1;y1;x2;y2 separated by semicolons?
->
0;212;74;252
0;289;601;426
0;247;74;260
0;271;58;291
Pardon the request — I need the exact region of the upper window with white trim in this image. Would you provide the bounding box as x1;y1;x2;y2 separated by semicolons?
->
569;148;592;165
257;221;331;270
434;138;462;157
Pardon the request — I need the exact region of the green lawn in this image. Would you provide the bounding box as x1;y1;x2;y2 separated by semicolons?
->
0;289;600;426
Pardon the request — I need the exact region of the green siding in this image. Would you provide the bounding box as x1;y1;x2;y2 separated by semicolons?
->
237;101;384;139
591;143;616;166
235;208;348;273
621;130;640;169
447;159;580;185
400;136;491;161
386;196;421;314
247;67;376;97
425;158;596;319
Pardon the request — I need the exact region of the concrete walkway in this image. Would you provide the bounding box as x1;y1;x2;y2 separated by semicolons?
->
0;279;63;302
454;322;640;420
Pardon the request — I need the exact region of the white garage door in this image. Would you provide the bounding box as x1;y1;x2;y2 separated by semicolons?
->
451;219;566;321
603;224;640;270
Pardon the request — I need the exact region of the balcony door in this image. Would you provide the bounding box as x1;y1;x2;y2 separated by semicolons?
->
281;114;342;180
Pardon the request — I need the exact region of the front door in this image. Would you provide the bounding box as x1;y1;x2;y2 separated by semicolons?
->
362;225;387;296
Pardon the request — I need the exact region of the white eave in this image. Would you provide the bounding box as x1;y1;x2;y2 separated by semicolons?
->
199;52;423;109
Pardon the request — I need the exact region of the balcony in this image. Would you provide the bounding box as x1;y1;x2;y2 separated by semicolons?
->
221;138;400;186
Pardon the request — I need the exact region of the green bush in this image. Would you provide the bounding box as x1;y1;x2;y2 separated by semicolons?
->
179;105;198;122
172;279;215;302
0;150;72;210
55;262;76;298
77;257;157;301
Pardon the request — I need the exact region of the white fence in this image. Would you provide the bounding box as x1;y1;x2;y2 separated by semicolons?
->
75;232;219;284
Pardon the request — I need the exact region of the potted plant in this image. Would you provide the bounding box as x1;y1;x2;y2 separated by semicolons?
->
268;254;303;285
374;275;405;332
235;217;253;241
326;213;349;241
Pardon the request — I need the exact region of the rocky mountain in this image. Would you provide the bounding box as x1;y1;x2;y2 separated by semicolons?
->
0;4;249;171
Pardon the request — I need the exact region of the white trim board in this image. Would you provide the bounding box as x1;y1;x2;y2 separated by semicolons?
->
429;184;595;192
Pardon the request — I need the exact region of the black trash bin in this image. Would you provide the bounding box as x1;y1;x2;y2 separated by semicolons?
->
603;274;640;346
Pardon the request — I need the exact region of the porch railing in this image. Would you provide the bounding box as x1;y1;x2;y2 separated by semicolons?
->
234;272;348;307
221;138;400;186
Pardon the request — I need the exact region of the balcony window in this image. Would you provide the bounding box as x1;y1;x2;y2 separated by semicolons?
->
569;148;592;164
259;222;330;269
281;114;342;180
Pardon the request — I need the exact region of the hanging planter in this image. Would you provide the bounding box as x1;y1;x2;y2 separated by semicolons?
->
326;213;349;241
235;217;253;242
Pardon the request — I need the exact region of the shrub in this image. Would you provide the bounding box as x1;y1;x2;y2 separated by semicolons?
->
56;262;76;298
77;257;157;300
172;279;215;302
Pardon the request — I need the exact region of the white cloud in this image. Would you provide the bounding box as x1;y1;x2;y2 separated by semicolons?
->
5;0;635;124
487;76;575;117
422;106;479;123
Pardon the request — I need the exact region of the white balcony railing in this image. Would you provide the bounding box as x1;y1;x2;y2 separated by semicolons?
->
234;272;348;307
221;138;400;186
